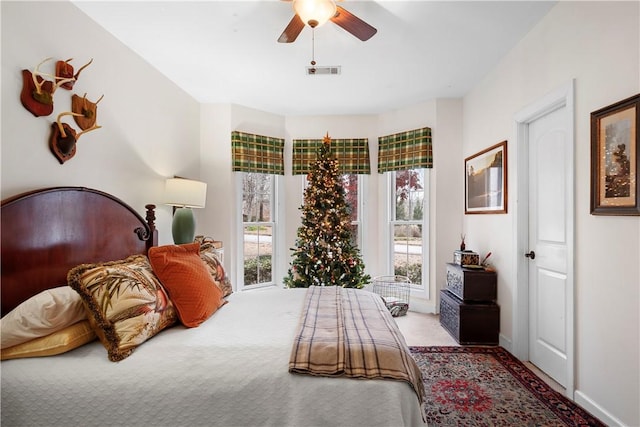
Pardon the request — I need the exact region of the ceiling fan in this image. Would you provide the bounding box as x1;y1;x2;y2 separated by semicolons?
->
278;0;377;43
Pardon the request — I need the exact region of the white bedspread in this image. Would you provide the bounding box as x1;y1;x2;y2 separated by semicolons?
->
1;287;426;427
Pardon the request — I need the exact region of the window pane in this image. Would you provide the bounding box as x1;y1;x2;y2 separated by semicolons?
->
394;169;424;221
242;173;272;222
393;223;422;285
342;174;358;223
243;224;273;286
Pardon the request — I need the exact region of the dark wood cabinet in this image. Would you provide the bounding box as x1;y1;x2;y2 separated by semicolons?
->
445;263;497;302
440;263;500;345
440;290;499;345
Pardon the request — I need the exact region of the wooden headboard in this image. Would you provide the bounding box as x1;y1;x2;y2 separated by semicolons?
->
1;187;157;316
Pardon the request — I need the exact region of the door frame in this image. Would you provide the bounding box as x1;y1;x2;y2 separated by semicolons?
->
512;80;575;398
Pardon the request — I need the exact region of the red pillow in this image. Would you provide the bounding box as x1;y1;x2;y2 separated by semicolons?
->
148;243;225;327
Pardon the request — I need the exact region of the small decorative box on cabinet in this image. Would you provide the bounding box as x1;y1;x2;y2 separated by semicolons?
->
440;262;500;345
453;250;479;266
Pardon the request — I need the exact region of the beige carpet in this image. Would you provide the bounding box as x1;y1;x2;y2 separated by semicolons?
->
394;311;459;347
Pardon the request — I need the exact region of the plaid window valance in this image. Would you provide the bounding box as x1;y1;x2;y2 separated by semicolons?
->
377;127;433;173
292;138;371;175
232;131;284;175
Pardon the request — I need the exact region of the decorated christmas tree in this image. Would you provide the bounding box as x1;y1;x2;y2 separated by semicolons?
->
284;134;370;289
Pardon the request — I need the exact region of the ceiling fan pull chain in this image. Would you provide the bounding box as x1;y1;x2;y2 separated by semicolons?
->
310;27;317;73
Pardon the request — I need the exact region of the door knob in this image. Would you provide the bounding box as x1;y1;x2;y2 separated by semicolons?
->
525;251;536;260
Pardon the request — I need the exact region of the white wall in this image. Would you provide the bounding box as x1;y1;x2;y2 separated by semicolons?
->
1;1;201;245
462;2;639;425
433;99;464;309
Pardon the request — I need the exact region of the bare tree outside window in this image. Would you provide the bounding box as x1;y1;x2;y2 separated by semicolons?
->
243;173;271;222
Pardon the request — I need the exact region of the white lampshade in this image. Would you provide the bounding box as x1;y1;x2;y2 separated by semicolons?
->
165;178;207;208
293;0;337;28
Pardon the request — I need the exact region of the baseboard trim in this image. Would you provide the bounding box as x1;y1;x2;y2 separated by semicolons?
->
574;390;626;427
498;334;512;353
408;296;436;314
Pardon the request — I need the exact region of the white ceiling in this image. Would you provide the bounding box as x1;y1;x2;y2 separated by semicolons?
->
72;0;556;116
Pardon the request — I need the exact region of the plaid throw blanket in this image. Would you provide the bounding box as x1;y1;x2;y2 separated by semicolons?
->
289;286;425;412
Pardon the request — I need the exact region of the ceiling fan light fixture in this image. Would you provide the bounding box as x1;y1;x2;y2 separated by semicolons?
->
293;0;337;28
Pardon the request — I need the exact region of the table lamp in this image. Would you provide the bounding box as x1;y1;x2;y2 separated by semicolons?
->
165;178;207;244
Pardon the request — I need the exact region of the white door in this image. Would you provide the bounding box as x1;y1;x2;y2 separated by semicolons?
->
526;101;572;388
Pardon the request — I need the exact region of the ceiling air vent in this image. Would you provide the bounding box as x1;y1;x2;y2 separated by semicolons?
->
306;66;341;75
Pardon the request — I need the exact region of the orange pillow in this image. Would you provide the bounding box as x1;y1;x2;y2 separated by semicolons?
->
148;243;225;327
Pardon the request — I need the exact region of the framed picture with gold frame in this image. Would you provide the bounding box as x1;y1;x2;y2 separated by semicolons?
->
465;141;507;214
590;94;639;215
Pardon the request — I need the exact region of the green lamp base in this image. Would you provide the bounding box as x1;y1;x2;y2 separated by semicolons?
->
172;207;196;244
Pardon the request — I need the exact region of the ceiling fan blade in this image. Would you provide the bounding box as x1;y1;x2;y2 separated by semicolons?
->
278;14;305;43
330;5;377;41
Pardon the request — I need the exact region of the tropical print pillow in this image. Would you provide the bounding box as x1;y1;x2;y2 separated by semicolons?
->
67;255;177;362
199;243;233;297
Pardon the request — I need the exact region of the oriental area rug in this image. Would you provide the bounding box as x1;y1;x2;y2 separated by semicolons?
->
410;346;605;426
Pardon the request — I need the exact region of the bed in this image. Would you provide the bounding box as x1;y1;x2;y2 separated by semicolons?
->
1;187;426;427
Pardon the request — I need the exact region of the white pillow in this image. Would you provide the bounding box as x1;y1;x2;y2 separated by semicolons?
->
1;286;87;349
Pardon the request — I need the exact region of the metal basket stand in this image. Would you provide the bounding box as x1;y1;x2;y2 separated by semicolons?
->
371;275;411;317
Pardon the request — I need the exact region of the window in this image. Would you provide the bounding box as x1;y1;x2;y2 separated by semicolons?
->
342;173;361;247
389;168;428;293
241;172;275;288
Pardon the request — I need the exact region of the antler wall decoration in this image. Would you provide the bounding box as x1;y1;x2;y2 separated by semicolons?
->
71;93;103;130
56;58;93;90
56;58;94;90
49;111;102;164
20;56;103;164
20;58;76;117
